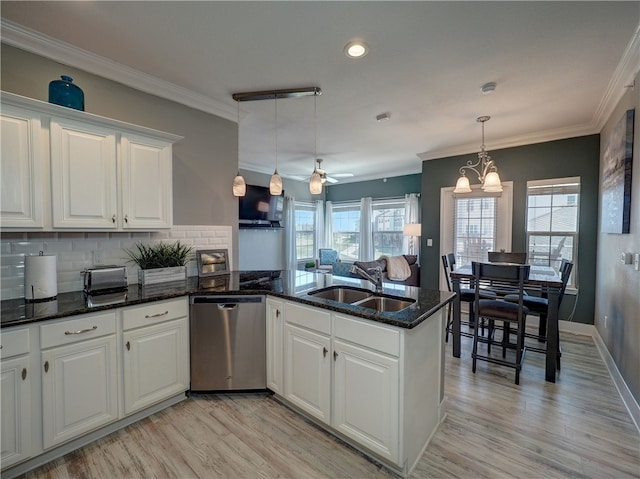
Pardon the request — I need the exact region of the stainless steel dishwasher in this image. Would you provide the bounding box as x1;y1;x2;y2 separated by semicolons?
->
189;295;266;391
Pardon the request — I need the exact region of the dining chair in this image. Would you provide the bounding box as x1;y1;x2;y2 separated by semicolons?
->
488;251;527;264
441;254;497;342
471;261;530;385
504;259;573;370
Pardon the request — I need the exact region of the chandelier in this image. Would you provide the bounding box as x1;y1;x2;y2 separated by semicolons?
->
453;116;503;194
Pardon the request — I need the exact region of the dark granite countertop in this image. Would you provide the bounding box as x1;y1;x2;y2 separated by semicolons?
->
1;270;454;330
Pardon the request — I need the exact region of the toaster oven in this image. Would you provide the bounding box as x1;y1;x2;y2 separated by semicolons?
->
82;266;128;294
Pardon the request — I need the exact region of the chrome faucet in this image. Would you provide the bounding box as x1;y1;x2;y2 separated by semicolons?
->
350;264;383;294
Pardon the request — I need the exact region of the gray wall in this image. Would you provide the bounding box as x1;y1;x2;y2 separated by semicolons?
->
326;174;421;202
1;45;240;263
421;135;600;325
595;71;639;403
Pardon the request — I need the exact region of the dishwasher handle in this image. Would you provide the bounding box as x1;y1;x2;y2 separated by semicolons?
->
191;296;264;305
217;303;238;310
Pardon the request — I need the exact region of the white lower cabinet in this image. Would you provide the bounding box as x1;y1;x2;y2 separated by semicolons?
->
266;297;284;394
333;339;399;463
276;299;445;477
284;323;331;422
1;329;32;468
121;298;189;415
40;312;118;449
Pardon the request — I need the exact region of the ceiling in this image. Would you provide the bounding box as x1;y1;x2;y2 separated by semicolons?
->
2;2;639;185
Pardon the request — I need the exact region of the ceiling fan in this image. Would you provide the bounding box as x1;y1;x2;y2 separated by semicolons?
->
313;158;354;184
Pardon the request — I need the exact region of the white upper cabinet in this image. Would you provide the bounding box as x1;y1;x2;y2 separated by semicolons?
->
120;134;173;229
0;105;43;228
0;91;182;231
50;117;118;229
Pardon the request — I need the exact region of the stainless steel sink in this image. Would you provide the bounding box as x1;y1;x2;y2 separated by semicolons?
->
352;295;416;312
307;286;373;303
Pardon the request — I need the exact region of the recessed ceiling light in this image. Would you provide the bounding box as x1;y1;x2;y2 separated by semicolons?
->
481;82;497;95
376;112;390;122
344;40;368;58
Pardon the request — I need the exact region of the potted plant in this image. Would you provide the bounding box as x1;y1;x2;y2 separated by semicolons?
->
125;241;192;285
305;260;316;272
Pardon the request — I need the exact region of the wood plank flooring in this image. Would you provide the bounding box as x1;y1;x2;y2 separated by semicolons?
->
16;330;640;479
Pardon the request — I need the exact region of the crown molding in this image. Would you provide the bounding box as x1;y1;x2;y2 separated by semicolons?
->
0;19;238;122
592;23;640;131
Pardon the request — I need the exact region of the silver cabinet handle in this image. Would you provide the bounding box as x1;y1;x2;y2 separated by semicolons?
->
333;351;338;361
323;347;328;358
276;309;280;318
22;368;27;380
44;361;49;373
145;310;169;319
126;341;131;351
65;325;98;335
124;214;129;223
112;214;116;223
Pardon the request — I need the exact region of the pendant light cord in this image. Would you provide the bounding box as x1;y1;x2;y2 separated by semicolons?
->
275;96;278;171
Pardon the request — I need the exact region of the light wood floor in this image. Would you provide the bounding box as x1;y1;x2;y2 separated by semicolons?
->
16;330;640;479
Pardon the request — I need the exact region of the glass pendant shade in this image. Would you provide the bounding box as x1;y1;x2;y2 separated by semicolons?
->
310;169;322;194
232;171;246;196
270;169;283;195
482;171;503;192
453;175;472;194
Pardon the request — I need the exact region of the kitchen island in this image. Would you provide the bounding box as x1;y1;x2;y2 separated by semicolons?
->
1;270;453;479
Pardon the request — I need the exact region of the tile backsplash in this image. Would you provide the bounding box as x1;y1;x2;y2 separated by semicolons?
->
1;225;232;300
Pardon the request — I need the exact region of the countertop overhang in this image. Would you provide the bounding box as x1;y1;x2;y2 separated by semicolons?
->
1;270;454;330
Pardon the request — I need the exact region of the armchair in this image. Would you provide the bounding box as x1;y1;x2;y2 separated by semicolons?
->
316;248;339;272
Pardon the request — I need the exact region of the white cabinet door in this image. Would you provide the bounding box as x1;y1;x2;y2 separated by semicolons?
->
333;339;400;463
50;117;118;229
1;356;31;468
0;107;43;228
266;298;284;395
120;134;172;229
284;323;331;423
41;335;118;449
123;318;189;415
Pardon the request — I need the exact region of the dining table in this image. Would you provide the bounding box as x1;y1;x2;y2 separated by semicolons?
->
449;263;563;383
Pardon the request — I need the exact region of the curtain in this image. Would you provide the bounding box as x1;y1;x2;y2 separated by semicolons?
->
283;195;297;271
404;193;421;258
314;200;325;252
360;197;373;260
324;200;333;250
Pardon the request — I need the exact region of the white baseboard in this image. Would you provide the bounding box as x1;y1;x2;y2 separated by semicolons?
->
592;329;640;434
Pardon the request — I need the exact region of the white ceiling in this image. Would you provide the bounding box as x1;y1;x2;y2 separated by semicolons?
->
2;2;639;184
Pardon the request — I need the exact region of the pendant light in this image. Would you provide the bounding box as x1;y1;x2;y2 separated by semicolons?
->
232;99;247;197
269;96;283;195
309;92;323;194
453;116;503;194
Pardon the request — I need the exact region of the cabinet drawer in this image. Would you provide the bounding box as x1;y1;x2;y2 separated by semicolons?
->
0;327;30;358
334;313;400;357
122;298;188;331
40;311;116;349
284;301;331;335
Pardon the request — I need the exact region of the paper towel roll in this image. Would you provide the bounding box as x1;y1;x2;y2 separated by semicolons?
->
24;253;58;301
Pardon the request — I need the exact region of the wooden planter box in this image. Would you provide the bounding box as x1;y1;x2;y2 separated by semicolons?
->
138;266;186;285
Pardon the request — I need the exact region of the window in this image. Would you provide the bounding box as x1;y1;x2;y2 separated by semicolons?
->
372;199;406;257
294;202;315;261
454;196;497;266
440;182;513;290
330;203;360;261
329;199;408;261
526;177;580;287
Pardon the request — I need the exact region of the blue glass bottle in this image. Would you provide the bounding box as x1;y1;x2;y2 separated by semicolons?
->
48;75;84;111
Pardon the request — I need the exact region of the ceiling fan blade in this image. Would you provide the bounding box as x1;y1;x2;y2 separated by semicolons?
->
325;176;339;184
331;173;354;178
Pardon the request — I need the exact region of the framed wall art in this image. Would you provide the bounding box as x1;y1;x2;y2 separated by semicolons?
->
601;108;634;234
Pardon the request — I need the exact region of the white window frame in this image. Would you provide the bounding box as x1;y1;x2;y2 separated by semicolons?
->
440;181;513;291
526;176;580;291
294;201;316;262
